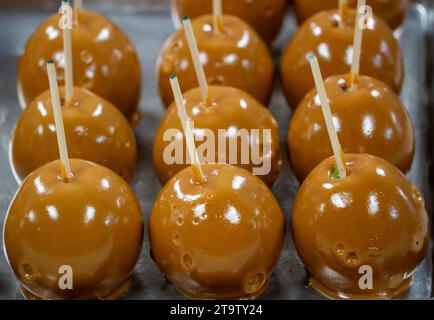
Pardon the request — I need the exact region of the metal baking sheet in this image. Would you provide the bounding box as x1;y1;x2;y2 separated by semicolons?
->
0;1;432;300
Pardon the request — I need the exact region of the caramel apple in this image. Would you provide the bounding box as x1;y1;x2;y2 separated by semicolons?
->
149;163;285;299
292;153;428;299
293;0;409;29
11;86;137;182
157;15;274;107
153;86;282;186
18;10;141;121
280;9;403;109
170;0;287;44
3;158;144;300
288;74;414;181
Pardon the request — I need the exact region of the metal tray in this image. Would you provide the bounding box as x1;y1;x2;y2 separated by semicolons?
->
0;1;432;300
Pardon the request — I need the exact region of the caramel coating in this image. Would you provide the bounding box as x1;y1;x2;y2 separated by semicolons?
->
150;163;285;299
18;10;141;121
170;0;287;44
153;86;282;186
3;159;144;300
292;154;428;299
11;87;137;182
157;15;274;107
293;0;409;30
280;9;403;109
288;75;414;181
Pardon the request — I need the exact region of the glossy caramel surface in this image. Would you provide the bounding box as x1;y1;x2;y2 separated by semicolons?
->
149;163;285;299
18;10;141;121
11;87;137;182
293;0;409;29
292;154;428;299
157;15;274;107
280;9;403;109
3;159;144;300
171;0;287;44
153;86;282;186
288;75;414;181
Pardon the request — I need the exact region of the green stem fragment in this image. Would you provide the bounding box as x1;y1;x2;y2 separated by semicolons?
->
330;166;340;179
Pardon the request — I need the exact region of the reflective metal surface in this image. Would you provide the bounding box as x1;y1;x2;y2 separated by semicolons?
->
0;2;432;299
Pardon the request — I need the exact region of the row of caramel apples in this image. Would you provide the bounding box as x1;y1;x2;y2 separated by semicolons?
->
3;0;428;300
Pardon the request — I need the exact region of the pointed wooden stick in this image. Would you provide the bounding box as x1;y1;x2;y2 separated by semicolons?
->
182;17;209;104
169;75;204;182
308;54;347;179
47;61;73;181
350;0;366;88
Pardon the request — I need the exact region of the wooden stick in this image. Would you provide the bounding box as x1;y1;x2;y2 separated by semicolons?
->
47;61;73;181
62;0;74;103
74;0;83;12
182;17;209;104
213;0;223;32
169;75;204;182
338;0;348;27
74;0;83;23
308;54;347;179
350;0;366;88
